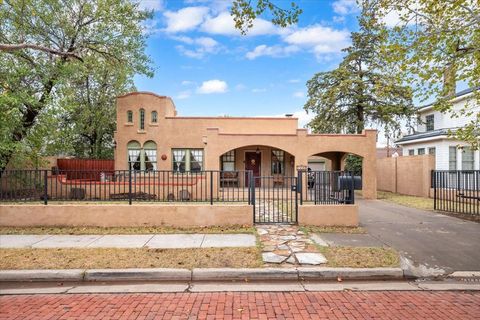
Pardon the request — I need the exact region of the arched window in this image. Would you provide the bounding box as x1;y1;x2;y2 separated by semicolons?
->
127;140;141;171
144;141;157;171
139;108;145;130
127;110;133;123
151;111;158;123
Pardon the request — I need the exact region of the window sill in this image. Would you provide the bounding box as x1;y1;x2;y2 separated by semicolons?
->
137;130;147;134
125;123;134;126
149;123;159;127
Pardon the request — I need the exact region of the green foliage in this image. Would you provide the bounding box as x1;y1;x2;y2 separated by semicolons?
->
0;0;153;169
375;0;479;149
231;0;302;35
305;1;415;135
344;155;363;173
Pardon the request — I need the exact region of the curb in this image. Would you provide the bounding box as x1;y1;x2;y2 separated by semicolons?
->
0;267;405;282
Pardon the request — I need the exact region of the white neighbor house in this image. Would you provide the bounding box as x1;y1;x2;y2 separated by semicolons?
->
395;87;480;170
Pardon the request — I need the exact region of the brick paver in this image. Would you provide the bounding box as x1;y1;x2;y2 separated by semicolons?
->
0;291;479;319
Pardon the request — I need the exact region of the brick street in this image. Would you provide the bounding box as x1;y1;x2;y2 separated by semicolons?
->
0;291;479;319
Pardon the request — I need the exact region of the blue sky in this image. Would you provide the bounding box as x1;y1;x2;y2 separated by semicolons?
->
135;0;364;128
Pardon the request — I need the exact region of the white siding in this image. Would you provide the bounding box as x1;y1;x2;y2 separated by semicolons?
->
417;95;479;132
402;139;479;170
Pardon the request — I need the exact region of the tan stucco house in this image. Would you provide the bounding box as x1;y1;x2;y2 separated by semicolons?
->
113;92;377;199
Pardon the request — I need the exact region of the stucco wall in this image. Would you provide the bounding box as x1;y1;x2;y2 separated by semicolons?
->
0;204;253;227
114;92;378;200
377;155;435;197
298;204;358;227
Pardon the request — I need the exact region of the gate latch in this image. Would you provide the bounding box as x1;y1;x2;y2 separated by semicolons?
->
291;185;297;192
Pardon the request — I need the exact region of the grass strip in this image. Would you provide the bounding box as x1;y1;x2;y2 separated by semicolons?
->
318;246;400;268
300;226;366;234
0;247;263;270
0;225;255;235
377;191;433;211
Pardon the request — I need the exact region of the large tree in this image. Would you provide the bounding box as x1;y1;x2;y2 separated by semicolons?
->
304;2;415;135
375;0;479;149
0;0;153;170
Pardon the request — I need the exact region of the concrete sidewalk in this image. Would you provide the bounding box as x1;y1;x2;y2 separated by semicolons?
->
0;234;256;249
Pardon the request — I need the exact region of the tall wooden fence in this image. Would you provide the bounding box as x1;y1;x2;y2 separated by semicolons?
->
56;159;114;181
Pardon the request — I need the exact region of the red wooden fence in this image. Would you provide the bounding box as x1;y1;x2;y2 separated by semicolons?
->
56;159;115;180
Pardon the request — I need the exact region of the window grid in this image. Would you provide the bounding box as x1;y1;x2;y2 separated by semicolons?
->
271;150;285;174
144;149;157;171
428;147;436;155
462;147;474;170
127;111;133;123
151;111;158;123
408;149;414;156
128;149;141;171
425;114;434;131
139;109;145;130
417;148;425;155
222;151;235;171
172;149;204;173
449;146;457;170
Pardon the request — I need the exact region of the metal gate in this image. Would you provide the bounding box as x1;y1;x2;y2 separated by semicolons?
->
252;176;298;224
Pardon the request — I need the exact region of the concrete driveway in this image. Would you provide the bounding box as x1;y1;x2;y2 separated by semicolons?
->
358;199;480;276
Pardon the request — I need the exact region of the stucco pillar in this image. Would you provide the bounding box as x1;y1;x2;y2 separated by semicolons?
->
362;130;377;200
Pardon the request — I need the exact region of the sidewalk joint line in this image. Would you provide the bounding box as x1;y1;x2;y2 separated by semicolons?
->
142;235;156;248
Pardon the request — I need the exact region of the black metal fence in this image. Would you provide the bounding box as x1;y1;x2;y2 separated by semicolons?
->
0;169;253;205
298;170;359;205
0;169;358;207
432;170;479;215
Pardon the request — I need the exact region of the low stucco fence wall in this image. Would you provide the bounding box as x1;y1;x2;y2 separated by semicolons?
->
0;204;253;227
0;203;359;227
377;155;434;198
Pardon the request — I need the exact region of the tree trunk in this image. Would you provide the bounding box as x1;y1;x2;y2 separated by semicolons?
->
356;104;365;134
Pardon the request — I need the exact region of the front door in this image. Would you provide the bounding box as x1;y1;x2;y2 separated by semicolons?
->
245;152;261;187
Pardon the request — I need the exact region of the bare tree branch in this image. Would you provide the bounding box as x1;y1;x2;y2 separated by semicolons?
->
0;43;83;61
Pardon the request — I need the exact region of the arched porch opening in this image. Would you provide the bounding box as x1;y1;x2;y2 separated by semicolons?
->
218;145;295;188
306;151;364;199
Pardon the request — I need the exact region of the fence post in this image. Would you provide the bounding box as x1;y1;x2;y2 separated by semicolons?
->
128;168;132;205
247;171;251;205
43;169;48;205
433;170;437;210
298;170;303;205
350;171;355;204
210;171;213;205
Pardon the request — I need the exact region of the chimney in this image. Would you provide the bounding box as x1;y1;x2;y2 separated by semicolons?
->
285;114;293;118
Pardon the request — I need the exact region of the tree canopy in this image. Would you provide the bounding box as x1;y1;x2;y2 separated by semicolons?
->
0;0;153;169
374;0;479;148
304;2;415;135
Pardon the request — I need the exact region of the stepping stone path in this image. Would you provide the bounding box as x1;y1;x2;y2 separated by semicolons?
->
257;225;328;266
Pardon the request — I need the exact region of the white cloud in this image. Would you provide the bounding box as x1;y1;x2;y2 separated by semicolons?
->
138;0;164;11
382;10;402;27
283;25;350;57
246;44;299;60
163;7;209;33
197;79;228;94
293;91;305;98
173;36;220;58
181;80;194;86
251;88;267;93
201;11;280;36
177;90;192;99
332;0;359;15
